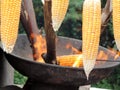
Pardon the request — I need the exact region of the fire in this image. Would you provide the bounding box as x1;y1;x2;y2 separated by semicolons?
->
30;34;47;63
57;43;83;67
57;55;83;67
58;43;120;68
108;47;120;60
72;54;83;67
31;37;120;67
96;50;108;65
66;43;82;54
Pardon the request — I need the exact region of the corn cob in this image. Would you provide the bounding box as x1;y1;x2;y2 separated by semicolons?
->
52;0;69;31
112;0;120;51
42;0;69;31
82;0;101;79
1;0;21;53
72;54;83;67
57;55;83;67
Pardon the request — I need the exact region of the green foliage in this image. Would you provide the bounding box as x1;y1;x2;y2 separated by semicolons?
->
32;0;44;29
93;65;120;90
14;71;27;85
58;0;83;39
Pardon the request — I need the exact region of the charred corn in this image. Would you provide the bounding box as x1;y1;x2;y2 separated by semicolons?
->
42;0;69;31
112;0;120;51
82;0;101;79
1;0;21;53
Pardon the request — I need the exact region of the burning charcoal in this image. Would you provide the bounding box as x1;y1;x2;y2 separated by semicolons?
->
1;0;22;53
82;0;101;79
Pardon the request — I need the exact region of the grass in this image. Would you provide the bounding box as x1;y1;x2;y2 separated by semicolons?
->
14;71;27;85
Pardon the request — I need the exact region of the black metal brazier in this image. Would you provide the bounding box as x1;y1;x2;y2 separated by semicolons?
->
4;34;120;90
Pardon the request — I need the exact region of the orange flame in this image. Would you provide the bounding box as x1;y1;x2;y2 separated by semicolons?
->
31;34;46;63
108;47;120;60
66;43;82;54
58;43;120;67
30;37;120;67
57;55;83;67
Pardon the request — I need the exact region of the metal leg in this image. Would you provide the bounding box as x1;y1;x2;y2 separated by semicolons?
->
0;49;14;87
79;85;91;90
0;85;23;90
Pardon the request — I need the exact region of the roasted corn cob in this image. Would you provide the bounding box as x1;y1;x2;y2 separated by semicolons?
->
82;0;101;79
57;55;83;67
1;0;21;53
72;54;83;67
42;0;69;31
112;0;120;51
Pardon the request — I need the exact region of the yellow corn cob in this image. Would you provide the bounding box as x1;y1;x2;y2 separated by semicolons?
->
1;0;21;53
82;0;101;79
112;0;120;51
57;55;83;67
42;0;69;31
52;0;69;31
72;54;83;67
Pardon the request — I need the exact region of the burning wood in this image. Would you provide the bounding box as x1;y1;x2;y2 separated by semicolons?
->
20;0;46;62
43;0;57;64
31;34;46;63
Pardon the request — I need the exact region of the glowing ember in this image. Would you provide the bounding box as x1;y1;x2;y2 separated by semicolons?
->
66;43;82;54
30;34;46;63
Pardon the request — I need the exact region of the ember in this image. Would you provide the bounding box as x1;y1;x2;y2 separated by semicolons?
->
66;43;82;54
30;34;46;63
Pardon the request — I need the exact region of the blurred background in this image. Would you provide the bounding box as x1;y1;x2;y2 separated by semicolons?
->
16;0;120;89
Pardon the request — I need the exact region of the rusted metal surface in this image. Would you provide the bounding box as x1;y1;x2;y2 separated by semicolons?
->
4;35;120;89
